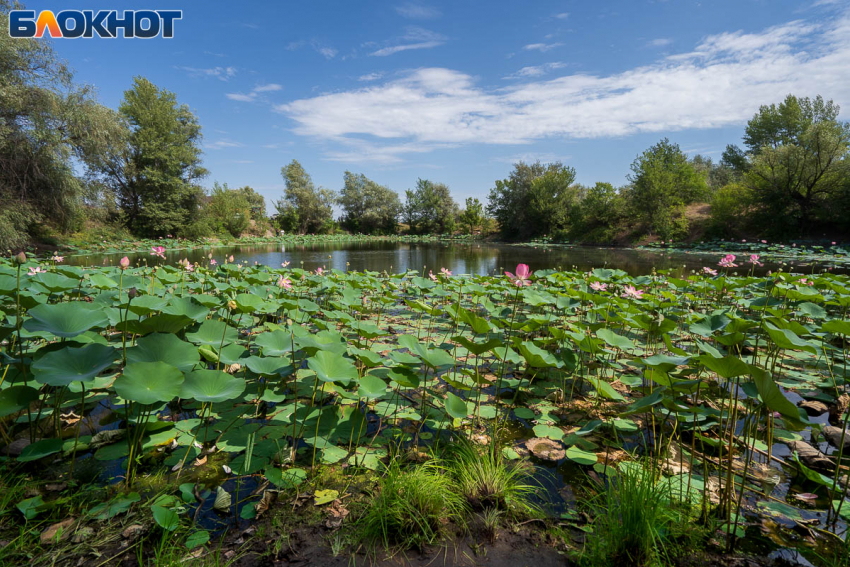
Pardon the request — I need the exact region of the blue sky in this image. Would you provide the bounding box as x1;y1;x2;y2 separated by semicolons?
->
50;0;850;211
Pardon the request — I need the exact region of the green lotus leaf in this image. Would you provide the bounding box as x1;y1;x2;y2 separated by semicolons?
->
24;302;108;338
32;343;116;387
126;333;200;372
114;361;184;405
307;351;358;386
181;369;246;403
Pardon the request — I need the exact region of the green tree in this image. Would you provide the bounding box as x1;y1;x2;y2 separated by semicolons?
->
206;182;251;237
100;77;207;237
0;0;124;249
628;138;708;239
275;160;336;233
487;161;577;239
236;186;266;219
572;182;627;239
338;172;402;234
403;179;457;234
458;197;484;234
737;95;850;233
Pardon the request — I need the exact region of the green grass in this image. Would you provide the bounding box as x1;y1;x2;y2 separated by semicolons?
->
355;459;467;552
579;464;693;567
447;440;541;519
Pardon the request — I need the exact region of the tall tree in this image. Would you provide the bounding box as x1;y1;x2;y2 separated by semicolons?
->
276;160;336;233
487;161;576;239
206;182;251;237
0;0;123;249
737;95;850;233
403;179;457;234
628;138;708;239
458;197;484;234
100;77;207;237
338;172;402;234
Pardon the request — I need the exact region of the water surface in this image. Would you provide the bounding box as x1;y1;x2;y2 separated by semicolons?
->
68;240;832;276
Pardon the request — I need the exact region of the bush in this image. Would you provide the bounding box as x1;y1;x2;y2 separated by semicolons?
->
181;217;217;240
709;183;753;237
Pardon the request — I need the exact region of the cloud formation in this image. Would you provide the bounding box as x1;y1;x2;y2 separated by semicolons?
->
177;66;236;81
226;83;283;102
277;13;850;163
369;27;446;56
395;2;441;19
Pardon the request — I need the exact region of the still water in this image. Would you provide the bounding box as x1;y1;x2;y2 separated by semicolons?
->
67;240;825;276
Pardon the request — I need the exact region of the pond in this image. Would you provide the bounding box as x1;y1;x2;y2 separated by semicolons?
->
66;240;833;276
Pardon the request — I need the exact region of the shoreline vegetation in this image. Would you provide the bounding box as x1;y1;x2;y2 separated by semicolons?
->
0;253;849;566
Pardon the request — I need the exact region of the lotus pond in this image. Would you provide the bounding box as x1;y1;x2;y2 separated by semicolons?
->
1;255;850;566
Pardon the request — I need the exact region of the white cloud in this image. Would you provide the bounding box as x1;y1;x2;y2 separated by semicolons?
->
647;38;673;47
523;42;563;52
359;72;385;81
226;93;256;102
554;12;570;19
395;2;441;19
369;27;446;56
316;45;338;59
177;66;236;81
206;140;244;150
254;83;282;92
276;12;850;162
226;83;283;102
503;62;567;79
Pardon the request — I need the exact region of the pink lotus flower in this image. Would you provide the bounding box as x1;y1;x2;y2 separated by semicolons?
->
51;255;64;263
718;254;738;268
505;264;532;287
316;267;324;276
277;275;292;289
748;254;763;266
440;267;452;276
742;239;746;243
119;256;130;269
228;255;234;263
761;240;767;244
27;266;45;276
167;234;172;238
210;259;217;265
281;261;290;268
150;246;166;259
429;270;437;281
590;281;607;292
832;241;837;245
703;267;718;276
621;285;644;299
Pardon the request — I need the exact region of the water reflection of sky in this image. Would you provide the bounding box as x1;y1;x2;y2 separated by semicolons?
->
69;241;843;277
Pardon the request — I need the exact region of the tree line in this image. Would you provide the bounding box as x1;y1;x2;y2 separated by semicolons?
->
3;0;848;249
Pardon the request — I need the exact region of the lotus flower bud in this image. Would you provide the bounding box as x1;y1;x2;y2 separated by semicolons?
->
119;256;130;269
127;287;138;299
13;251;26;265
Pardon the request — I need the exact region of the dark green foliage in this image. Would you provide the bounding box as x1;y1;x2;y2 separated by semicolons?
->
111;77;207;237
275;160;336;234
404;179;458;234
628;138;708;240
338;171;401;234
0;0;124;249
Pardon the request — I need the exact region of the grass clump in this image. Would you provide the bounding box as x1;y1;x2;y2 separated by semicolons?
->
448;440;541;518
356;459;467;551
580;463;696;567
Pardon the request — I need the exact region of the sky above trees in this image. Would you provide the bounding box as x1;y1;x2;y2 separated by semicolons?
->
50;0;850;208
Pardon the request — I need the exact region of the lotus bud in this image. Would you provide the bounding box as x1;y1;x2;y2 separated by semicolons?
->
119;256;130;269
13;251;26;265
127;287;138;299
